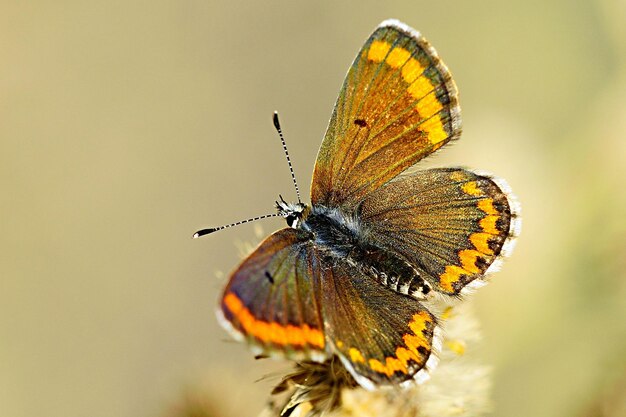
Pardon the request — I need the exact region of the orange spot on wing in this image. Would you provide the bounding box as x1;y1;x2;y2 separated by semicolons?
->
407;76;435;100
477;198;502;234
368;359;386;374
458;249;482;274
385;357;407;374
471;232;495;255
395;347;420;364
478;198;498;215
480;215;500;235
462;181;482;197
416;91;443;117
408;311;430;334
403;333;427;352
440;265;466;292
368;40;391;62
349;347;366;364
223;292;324;348
402;58;425;83
419;114;447;145
386;47;411;68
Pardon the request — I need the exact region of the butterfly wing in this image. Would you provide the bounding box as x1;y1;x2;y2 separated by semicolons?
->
311;19;461;209
318;256;440;388
220;227;440;386
219;228;327;361
359;168;521;295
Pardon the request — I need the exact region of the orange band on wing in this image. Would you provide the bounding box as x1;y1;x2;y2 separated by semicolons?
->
348;311;433;377
438;176;508;292
461;181;483;197
224;292;325;348
365;42;449;148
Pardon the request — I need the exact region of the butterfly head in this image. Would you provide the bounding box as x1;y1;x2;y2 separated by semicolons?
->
275;195;309;229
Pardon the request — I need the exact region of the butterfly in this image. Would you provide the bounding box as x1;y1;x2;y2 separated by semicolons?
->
196;19;520;390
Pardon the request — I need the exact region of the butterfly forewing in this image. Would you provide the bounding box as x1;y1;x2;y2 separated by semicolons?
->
311;20;461;209
360;168;519;295
319;257;439;388
220;228;327;360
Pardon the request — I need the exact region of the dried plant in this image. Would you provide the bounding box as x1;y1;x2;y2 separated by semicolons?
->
261;300;491;417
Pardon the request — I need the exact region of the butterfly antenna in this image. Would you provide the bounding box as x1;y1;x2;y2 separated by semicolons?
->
273;111;302;204
193;213;279;238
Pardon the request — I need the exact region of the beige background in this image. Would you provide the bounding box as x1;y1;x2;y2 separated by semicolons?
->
2;1;625;416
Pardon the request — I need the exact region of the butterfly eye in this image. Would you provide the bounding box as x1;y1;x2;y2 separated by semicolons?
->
286;215;297;227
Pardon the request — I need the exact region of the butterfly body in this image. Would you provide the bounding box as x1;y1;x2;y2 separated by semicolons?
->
209;19;521;390
296;204;432;300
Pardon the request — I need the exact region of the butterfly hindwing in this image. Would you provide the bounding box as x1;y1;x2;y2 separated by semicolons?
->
318;256;439;388
220;228;327;360
311;19;461;209
359;168;520;295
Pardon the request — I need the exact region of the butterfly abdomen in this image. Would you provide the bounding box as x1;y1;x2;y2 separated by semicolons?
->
354;247;432;299
303;206;431;299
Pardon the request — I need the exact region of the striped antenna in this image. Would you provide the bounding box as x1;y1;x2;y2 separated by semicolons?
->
273;111;302;204
194;112;301;239
192;213;279;238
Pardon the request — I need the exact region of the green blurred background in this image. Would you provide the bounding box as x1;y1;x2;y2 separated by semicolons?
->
2;1;625;416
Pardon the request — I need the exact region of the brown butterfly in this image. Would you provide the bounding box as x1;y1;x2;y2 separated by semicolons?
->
195;19;520;389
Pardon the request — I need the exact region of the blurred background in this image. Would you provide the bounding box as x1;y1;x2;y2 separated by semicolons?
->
2;1;625;416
